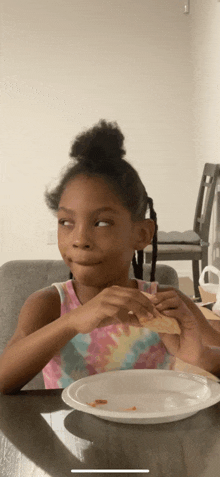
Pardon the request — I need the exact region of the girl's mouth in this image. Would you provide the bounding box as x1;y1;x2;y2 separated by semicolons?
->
75;261;102;266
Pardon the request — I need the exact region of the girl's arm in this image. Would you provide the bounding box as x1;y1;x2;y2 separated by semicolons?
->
156;286;220;376
0;285;156;394
198;346;220;377
0;287;76;394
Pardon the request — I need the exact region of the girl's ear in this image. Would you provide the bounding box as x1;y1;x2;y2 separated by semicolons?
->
134;219;155;251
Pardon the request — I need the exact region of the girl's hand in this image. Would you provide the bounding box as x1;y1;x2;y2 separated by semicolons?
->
151;289;205;366
68;286;158;334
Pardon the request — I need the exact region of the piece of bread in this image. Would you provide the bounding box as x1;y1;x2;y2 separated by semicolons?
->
139;292;181;335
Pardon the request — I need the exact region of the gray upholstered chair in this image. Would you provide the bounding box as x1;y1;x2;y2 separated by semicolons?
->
0;259;179;390
144;163;220;298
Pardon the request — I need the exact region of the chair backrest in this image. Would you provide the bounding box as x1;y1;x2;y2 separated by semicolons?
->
193;163;220;243
0;260;70;390
0;260;70;354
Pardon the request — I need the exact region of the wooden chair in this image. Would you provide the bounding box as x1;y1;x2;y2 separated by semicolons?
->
144;163;220;298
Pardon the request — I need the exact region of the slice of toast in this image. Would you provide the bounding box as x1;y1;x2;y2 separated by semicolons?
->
139;291;181;335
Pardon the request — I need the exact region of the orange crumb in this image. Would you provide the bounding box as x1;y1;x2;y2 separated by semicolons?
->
122;406;137;411
86;399;108;407
87;402;97;407
94;399;108;404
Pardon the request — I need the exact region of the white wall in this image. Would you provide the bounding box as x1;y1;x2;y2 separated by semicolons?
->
1;0;195;269
190;0;220;172
190;0;220;277
4;0;217;280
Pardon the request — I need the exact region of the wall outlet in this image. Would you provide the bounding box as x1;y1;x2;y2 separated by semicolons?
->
47;229;57;245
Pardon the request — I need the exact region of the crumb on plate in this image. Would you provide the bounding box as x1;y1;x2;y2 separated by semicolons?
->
87;399;108;407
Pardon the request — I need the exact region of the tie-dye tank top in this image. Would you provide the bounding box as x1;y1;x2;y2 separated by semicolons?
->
42;279;174;389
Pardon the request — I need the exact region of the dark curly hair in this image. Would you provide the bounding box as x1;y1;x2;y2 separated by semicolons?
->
45;120;158;281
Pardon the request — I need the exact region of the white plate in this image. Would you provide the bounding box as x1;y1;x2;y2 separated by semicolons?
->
61;369;220;424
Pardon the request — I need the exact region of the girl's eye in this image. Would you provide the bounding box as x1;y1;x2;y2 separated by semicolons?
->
95;220;112;227
58;219;73;227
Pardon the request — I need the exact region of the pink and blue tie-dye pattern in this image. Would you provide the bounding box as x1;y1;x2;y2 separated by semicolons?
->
42;280;174;388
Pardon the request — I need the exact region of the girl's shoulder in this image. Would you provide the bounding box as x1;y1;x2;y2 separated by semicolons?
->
22;285;60;326
5;286;61;351
22;285;61;325
24;285;61;317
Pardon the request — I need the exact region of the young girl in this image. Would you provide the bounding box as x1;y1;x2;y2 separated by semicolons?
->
0;120;220;393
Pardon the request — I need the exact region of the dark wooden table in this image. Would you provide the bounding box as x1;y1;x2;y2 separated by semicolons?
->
1;388;220;477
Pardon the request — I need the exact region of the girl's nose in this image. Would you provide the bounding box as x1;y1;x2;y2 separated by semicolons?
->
73;240;90;249
72;226;92;249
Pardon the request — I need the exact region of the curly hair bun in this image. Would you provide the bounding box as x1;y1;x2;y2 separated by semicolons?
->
69;120;126;163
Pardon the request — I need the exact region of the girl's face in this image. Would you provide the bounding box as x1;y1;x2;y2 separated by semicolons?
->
57;175;152;288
